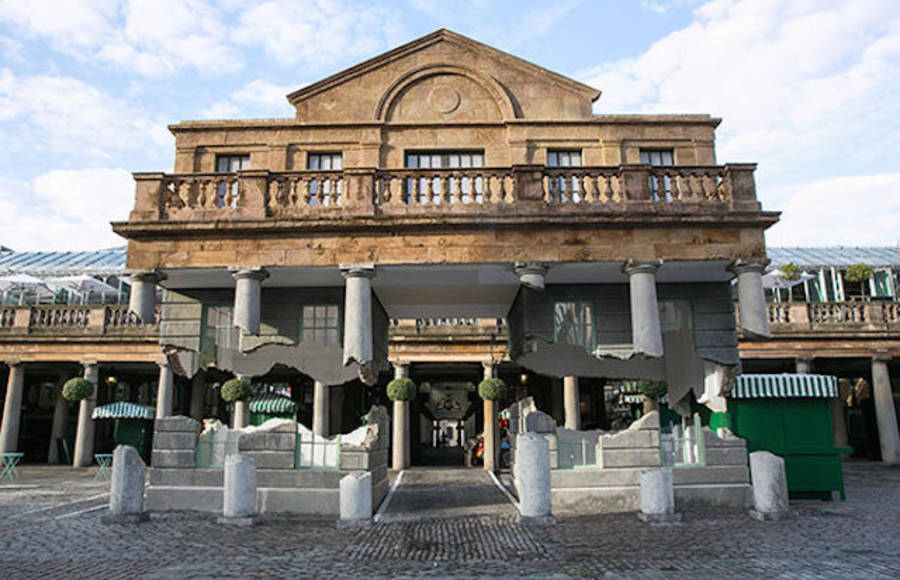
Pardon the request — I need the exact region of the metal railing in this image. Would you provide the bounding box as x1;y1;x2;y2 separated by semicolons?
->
558;437;599;470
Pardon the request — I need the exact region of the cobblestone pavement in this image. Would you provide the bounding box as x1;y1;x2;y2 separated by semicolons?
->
0;461;897;578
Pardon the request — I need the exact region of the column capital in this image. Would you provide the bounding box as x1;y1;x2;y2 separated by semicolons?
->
729;259;769;276
514;262;549;290
81;360;98;369
3;359;22;368
126;270;167;284
872;352;892;363
623;260;662;276
156;360;171;369
340;264;376;279
230;267;270;281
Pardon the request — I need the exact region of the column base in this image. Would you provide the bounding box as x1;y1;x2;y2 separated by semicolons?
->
102;512;149;525
217;515;258;527
517;514;556;526
638;512;681;524
749;509;796;521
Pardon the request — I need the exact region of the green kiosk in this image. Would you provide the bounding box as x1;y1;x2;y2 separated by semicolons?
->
248;392;298;426
716;374;851;500
91;402;156;463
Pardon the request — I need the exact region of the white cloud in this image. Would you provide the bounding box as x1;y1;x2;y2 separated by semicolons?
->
0;0;241;77
766;173;900;247
232;0;406;69
0;169;134;251
199;79;297;119
579;0;900;245
0;69;171;160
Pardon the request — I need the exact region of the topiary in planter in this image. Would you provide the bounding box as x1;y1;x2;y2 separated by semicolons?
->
386;377;416;402
478;378;507;401
220;378;252;403
638;380;667;400
62;377;94;401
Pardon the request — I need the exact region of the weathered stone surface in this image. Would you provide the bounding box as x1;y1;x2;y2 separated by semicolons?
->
220;453;257;525
639;468;680;524
705;447;750;466
340;472;373;525
240;450;294;470
524;410;556;434
749;451;791;520
153;431;198;451
154;416;202;433
151;449;196;468
598;448;661;469
238;432;296;452
516;433;554;525
103;445;148;524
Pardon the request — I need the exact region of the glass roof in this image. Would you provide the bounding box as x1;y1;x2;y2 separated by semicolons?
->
767;247;900;268
0;246;126;276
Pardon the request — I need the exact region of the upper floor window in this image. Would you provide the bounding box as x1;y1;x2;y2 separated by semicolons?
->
300;304;340;346
404;150;485;204
307;153;342;170
214;155;249;208
547;150;582;167
547;150;583;202
307;153;343;206
553;300;595;351
640;149;674;201
216;154;250;173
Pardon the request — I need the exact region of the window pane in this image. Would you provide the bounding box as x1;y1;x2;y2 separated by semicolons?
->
547;150;581;167
553;301;594;350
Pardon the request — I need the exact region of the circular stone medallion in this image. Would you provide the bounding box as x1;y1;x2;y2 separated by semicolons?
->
428;87;461;114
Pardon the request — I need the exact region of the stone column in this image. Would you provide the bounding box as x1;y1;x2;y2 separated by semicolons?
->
795;358;812;374
563;376;580;430
313;380;329;437
482;361;497;472
516;433;554;525
231;268;268;335
127;271;164;324
731;260;770;338
871;356;900;464
624;261;664;357
73;362;98;467
189;372;205;421
514;262;549;291
155;361;174;419
0;362;25;453
47;378;69;464
340;265;376;369
392;362;410;470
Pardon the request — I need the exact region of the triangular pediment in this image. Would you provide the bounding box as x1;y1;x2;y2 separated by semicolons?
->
286;29;600;123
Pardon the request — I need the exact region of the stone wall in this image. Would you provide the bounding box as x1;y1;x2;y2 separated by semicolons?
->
506;408;752;515
145;407;390;516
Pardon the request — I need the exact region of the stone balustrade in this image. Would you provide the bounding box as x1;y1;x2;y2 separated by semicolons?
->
0;305;157;336
128;163;759;223
736;301;900;334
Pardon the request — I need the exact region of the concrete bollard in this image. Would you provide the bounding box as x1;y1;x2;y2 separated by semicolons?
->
638;467;680;524
102;445;149;524
516;433;555;525
339;472;373;527
218;453;258;526
749;451;793;520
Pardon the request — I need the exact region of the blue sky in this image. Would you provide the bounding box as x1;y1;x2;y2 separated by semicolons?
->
1;0;898;251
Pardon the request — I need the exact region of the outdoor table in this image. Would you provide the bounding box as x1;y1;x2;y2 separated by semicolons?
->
0;452;24;482
94;453;113;481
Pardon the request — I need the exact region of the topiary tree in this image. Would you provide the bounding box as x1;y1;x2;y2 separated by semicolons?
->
220;378;252;403
638;380;667;414
845;264;873;297
779;262;801;281
386;377;416;402
478;378;507;401
62;377;94;402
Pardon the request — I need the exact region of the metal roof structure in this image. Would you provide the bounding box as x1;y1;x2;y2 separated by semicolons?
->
0;247;127;277
767;247;900;269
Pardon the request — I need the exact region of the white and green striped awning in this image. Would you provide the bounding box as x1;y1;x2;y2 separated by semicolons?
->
249;393;297;415
731;374;838;399
92;402;155;420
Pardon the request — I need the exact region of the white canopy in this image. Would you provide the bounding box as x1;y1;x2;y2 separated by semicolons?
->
44;274;118;296
761;269;816;289
0;273;51;293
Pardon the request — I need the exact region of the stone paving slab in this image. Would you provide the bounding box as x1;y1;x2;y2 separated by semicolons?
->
0;462;896;578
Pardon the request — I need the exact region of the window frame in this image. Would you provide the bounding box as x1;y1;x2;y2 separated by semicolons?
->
552;300;596;352
299;303;342;347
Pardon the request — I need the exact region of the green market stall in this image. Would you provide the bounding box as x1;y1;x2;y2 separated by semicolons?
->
717;374;851;500
249;392;297;426
92;402;155;463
